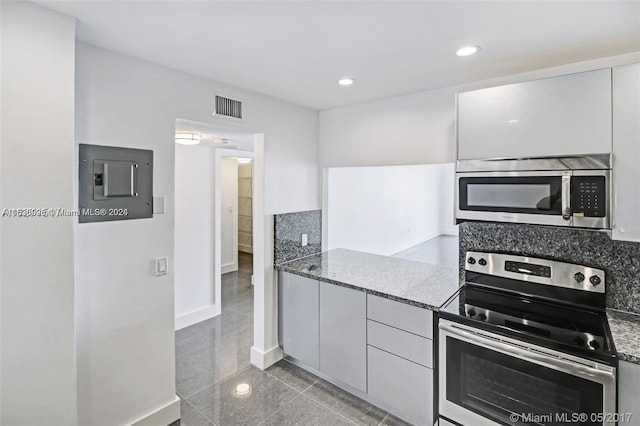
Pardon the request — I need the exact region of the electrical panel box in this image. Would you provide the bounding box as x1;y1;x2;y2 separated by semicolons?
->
79;144;153;223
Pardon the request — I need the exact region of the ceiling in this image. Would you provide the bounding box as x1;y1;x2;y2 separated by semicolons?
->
37;1;640;110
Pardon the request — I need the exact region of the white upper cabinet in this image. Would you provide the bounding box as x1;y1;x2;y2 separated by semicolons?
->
612;63;640;242
457;69;612;160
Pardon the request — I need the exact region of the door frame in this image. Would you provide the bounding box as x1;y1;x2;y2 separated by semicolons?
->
219;157;239;274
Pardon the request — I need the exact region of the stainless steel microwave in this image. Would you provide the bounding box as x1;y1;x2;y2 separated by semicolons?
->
455;154;611;229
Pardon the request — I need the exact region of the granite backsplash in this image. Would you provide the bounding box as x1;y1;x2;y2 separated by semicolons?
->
274;210;322;265
459;222;640;314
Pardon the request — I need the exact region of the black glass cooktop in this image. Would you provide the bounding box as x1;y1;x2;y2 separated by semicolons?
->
439;284;617;364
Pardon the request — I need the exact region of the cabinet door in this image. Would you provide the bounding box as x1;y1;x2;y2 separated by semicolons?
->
619;361;640;426
612;63;640;242
319;283;367;392
368;346;433;425
457;68;612;160
280;272;319;369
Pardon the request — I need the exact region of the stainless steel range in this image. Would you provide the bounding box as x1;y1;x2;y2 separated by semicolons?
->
438;252;617;426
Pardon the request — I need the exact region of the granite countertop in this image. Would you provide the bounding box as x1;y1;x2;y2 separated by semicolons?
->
276;248;459;310
607;309;640;365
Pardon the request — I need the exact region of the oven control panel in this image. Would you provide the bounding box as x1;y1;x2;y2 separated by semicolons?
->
465;251;605;294
504;261;551;278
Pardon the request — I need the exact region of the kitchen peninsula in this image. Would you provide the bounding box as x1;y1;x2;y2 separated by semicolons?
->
276;248;458;425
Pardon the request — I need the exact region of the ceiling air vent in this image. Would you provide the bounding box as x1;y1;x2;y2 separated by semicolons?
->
213;94;243;121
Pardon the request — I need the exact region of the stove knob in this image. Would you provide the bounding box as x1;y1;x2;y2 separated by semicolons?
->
467;257;476;265
573;337;585;346
478;313;487;321
467;309;476;317
478;258;487;266
573;272;585;283
589;340;601;350
589;275;602;286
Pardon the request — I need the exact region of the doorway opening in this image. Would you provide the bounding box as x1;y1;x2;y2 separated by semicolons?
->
173;117;267;370
219;152;254;321
174;117;267;392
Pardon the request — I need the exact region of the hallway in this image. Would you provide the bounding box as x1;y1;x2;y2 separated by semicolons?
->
175;253;254;416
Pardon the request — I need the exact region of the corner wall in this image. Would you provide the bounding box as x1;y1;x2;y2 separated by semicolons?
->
0;2;78;424
75;43;319;424
174;143;216;328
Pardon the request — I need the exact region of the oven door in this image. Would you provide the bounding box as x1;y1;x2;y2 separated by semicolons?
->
439;320;616;426
455;171;572;227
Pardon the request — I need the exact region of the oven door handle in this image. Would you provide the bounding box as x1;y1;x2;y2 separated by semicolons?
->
440;322;616;385
562;172;571;221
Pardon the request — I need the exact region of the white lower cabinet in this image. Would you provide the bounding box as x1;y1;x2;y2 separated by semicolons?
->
619;361;640;426
279;273;435;425
279;272;319;369
319;283;367;392
368;346;433;425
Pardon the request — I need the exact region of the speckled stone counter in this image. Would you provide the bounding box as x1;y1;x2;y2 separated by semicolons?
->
607;310;640;365
276;248;459;310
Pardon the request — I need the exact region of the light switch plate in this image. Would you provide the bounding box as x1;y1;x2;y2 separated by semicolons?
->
155;257;168;276
153;196;166;214
301;233;308;247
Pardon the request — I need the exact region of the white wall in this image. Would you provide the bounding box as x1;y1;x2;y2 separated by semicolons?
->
75;42;318;424
221;158;238;271
174;144;216;328
319;51;640;168
326;164;455;256
320;87;457;167
0;2;78;425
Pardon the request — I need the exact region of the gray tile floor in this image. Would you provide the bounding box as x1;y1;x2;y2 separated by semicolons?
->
176;252;411;426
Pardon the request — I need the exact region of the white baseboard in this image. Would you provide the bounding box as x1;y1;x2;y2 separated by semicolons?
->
222;262;238;274
250;345;283;370
131;394;180;426
175;304;220;331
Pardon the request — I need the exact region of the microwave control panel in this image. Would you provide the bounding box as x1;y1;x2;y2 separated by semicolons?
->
572;176;606;218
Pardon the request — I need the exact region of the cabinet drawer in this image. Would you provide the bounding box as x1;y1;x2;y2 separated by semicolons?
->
367;294;433;338
368;346;433;425
367;320;432;368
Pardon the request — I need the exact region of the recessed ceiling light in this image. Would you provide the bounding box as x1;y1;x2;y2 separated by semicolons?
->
456;45;481;57
338;77;355;86
237;157;252;164
175;133;201;145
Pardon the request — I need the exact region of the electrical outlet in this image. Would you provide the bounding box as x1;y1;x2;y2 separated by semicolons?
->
301;233;308;247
